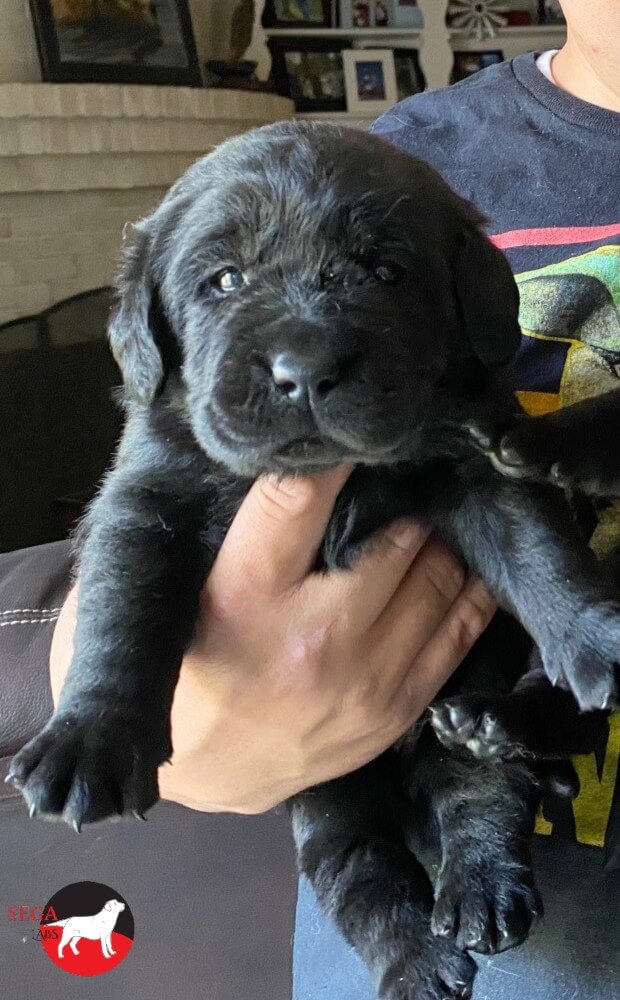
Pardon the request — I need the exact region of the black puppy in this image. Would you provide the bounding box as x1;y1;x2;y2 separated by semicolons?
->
9;123;619;999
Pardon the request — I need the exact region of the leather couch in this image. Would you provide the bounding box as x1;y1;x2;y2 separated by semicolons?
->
0;541;297;998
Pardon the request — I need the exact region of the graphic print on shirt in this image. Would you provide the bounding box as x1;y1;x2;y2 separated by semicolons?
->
491;226;620;854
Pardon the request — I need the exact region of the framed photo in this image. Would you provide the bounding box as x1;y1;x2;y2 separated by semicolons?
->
262;0;333;28
338;1;372;28
393;48;425;101
451;49;504;83
343;48;398;114
268;37;350;112
389;0;422;28
538;0;565;24
28;0;202;85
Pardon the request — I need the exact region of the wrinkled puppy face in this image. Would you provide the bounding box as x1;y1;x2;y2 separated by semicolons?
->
110;123;520;477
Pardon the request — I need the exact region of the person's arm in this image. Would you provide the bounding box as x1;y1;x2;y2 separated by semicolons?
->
50;468;496;814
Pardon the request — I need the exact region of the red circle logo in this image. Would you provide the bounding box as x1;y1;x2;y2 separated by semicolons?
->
39;881;134;976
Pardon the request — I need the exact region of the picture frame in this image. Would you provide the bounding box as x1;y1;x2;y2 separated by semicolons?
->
451;49;504;83
262;0;333;29
268;36;351;112
342;48;398;114
28;0;202;86
393;48;425;101
338;1;373;29
389;0;423;28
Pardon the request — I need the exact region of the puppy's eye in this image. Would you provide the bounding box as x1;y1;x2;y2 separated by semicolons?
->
373;263;401;284
211;267;245;295
320;266;337;287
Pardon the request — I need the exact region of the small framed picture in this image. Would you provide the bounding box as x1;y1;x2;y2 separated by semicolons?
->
262;0;333;29
28;0;202;86
268;36;350;111
451;50;503;83
537;0;565;24
374;1;389;27
393;48;425;100
389;0;423;28
338;1;372;28
343;48;398;114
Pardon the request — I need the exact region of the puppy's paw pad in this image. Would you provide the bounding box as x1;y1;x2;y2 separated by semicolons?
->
9;711;168;828
430;699;518;759
464;417;504;453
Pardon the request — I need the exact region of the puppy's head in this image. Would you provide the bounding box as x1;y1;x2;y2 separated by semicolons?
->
110;123;520;476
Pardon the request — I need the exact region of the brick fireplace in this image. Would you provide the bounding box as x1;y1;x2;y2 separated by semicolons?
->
0;82;291;551
0;83;292;326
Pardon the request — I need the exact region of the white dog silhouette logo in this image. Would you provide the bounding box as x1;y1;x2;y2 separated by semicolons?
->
46;899;126;959
39;882;134;976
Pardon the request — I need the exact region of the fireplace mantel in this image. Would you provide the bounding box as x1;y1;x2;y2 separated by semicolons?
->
0;84;292;323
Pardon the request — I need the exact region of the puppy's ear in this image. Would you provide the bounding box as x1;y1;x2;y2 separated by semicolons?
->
108;222;164;405
454;227;521;369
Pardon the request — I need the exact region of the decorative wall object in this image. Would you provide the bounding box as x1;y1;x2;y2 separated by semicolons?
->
447;0;508;40
230;0;256;62
342;47;397;113
205;0;261;91
28;0;202;85
268;36;350;111
262;0;332;28
451;48;503;81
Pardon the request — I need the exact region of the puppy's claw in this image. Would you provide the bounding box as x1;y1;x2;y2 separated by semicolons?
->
132;810;147;821
28;802;37;818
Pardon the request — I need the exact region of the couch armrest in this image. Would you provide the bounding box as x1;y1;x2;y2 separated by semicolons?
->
0;540;71;784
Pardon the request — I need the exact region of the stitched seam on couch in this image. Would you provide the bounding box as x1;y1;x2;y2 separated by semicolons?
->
0;617;59;628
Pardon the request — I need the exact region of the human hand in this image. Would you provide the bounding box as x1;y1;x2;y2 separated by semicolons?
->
51;466;496;814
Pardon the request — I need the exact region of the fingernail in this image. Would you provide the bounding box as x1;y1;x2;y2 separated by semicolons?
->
385;520;421;550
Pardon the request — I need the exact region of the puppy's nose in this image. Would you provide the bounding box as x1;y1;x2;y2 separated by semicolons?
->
270;352;340;405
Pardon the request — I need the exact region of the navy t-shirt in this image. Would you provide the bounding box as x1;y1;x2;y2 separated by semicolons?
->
373;53;620;866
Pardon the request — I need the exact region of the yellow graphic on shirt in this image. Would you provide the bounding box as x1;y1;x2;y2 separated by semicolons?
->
512;246;619;850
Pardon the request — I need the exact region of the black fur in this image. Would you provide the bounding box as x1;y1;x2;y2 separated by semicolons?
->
9;123;619;999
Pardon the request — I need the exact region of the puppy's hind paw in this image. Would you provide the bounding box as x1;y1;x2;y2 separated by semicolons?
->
432;859;541;955
7;710;168;829
378;940;476;1000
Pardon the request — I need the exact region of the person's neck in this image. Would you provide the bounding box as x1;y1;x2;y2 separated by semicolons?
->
552;31;620;113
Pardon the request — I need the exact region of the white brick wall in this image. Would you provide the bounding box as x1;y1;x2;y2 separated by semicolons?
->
0;84;292;323
0;186;167;321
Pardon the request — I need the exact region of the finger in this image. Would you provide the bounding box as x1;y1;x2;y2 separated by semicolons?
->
370;539;468;692
392;575;497;715
49;587;78;706
303;519;432;630
209;465;352;598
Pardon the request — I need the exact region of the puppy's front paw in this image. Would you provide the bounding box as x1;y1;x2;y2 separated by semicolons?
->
378;939;476;1000
542;602;619;712
430;697;527;760
467;415;606;493
432;858;541;955
7;709;170;829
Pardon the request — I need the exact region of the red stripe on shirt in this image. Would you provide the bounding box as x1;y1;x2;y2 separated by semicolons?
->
490;223;620;250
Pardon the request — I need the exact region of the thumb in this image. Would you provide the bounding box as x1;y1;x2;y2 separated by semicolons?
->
209;465;353;597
